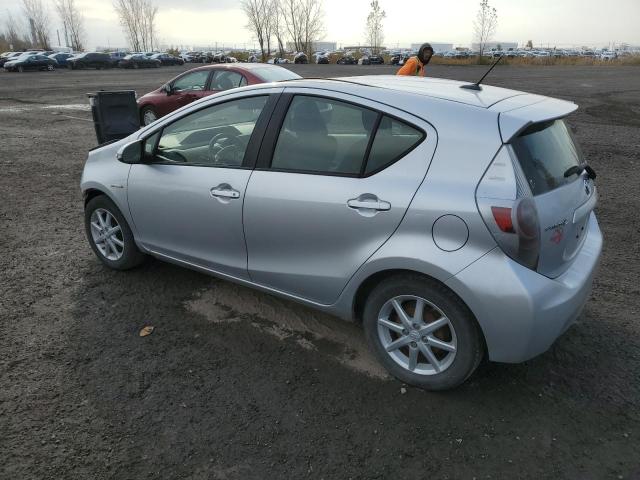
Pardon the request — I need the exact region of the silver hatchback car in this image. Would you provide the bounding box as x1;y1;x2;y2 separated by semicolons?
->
81;76;602;390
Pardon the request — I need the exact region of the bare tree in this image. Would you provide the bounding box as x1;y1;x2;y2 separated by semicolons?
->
281;0;323;56
113;0;158;52
54;0;85;50
23;0;50;49
271;0;287;57
473;0;497;59
3;10;33;50
140;0;158;51
365;0;385;54
280;0;301;52
241;0;271;61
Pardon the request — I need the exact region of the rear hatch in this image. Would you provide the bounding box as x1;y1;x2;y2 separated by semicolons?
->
509;118;597;278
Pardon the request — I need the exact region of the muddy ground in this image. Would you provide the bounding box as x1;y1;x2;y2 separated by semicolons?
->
1;64;639;479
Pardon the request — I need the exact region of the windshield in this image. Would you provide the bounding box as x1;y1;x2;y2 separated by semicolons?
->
510;119;584;195
251;67;301;82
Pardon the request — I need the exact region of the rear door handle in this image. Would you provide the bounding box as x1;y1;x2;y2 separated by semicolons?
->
347;197;391;211
210;184;240;199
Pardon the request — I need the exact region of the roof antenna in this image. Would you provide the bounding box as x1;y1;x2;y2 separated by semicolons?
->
460;54;504;91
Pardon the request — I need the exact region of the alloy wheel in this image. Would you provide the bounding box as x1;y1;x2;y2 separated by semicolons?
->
90;208;125;261
142;109;157;125
377;295;457;375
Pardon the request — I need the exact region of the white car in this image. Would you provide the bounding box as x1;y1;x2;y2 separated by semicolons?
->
600;51;617;61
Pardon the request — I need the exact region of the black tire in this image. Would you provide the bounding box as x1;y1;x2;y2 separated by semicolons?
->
17;66;24;73
84;195;145;270
363;274;484;391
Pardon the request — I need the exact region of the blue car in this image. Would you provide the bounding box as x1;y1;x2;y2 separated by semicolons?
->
48;52;74;67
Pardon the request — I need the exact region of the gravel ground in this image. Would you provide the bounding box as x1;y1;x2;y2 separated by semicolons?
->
1;64;639;479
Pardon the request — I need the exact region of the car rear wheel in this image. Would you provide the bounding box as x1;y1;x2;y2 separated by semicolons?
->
85;195;145;270
363;274;484;390
47;64;54;71
140;106;158;126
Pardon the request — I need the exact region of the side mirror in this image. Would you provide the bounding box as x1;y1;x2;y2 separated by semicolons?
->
116;140;143;164
162;84;173;95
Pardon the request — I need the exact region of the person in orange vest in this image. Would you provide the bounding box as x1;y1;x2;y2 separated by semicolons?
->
397;43;434;76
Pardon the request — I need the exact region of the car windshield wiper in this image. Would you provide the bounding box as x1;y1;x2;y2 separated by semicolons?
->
564;164;596;179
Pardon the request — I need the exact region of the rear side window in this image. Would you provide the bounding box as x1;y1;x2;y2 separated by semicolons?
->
510;119;584;195
271;96;377;175
365;116;424;175
211;71;245;90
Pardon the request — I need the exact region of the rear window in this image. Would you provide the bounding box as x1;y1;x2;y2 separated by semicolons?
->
510;119;584;195
251;67;301;82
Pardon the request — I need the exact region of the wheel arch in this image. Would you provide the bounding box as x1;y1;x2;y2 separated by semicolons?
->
350;268;487;352
83;187;110;207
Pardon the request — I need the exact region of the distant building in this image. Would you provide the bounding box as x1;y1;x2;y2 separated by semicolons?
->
313;41;337;52
411;42;453;53
472;41;518;51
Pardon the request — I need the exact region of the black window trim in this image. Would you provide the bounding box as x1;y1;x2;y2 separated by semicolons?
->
255;92;427;178
140;92;280;170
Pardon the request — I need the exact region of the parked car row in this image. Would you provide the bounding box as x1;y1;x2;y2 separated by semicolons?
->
179;51;238;63
1;50;190;72
481;48;625;60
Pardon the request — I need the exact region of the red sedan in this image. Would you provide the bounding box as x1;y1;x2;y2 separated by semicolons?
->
137;63;301;125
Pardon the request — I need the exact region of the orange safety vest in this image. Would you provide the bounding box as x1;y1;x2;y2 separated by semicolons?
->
396;57;425;76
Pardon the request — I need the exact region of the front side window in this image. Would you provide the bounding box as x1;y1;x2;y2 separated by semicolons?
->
271;96;377;175
154;96;268;167
172;71;210;92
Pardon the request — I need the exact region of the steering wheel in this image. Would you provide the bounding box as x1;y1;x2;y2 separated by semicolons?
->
208;133;242;165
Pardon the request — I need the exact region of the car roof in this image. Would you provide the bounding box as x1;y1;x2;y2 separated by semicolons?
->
321;75;526;109
190;63;288;72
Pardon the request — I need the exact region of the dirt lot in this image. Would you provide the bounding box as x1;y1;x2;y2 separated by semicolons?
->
1;64;639;479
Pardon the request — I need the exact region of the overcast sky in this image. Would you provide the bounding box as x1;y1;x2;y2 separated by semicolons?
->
2;0;639;50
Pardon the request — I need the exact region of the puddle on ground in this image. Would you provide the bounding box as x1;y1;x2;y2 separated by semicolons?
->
185;281;388;379
0;103;90;113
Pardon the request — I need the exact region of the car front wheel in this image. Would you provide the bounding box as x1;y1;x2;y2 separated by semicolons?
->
363;274;484;390
84;195;145;270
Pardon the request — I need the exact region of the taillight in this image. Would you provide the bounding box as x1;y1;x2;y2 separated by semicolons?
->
491;207;514;233
477;146;540;270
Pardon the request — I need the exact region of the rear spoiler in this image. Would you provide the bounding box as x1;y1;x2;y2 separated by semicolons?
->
493;96;578;143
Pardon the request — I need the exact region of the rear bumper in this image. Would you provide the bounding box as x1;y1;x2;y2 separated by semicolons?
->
446;213;602;363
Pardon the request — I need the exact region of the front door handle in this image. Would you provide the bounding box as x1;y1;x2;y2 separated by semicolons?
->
210;184;240;199
347;196;391;211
